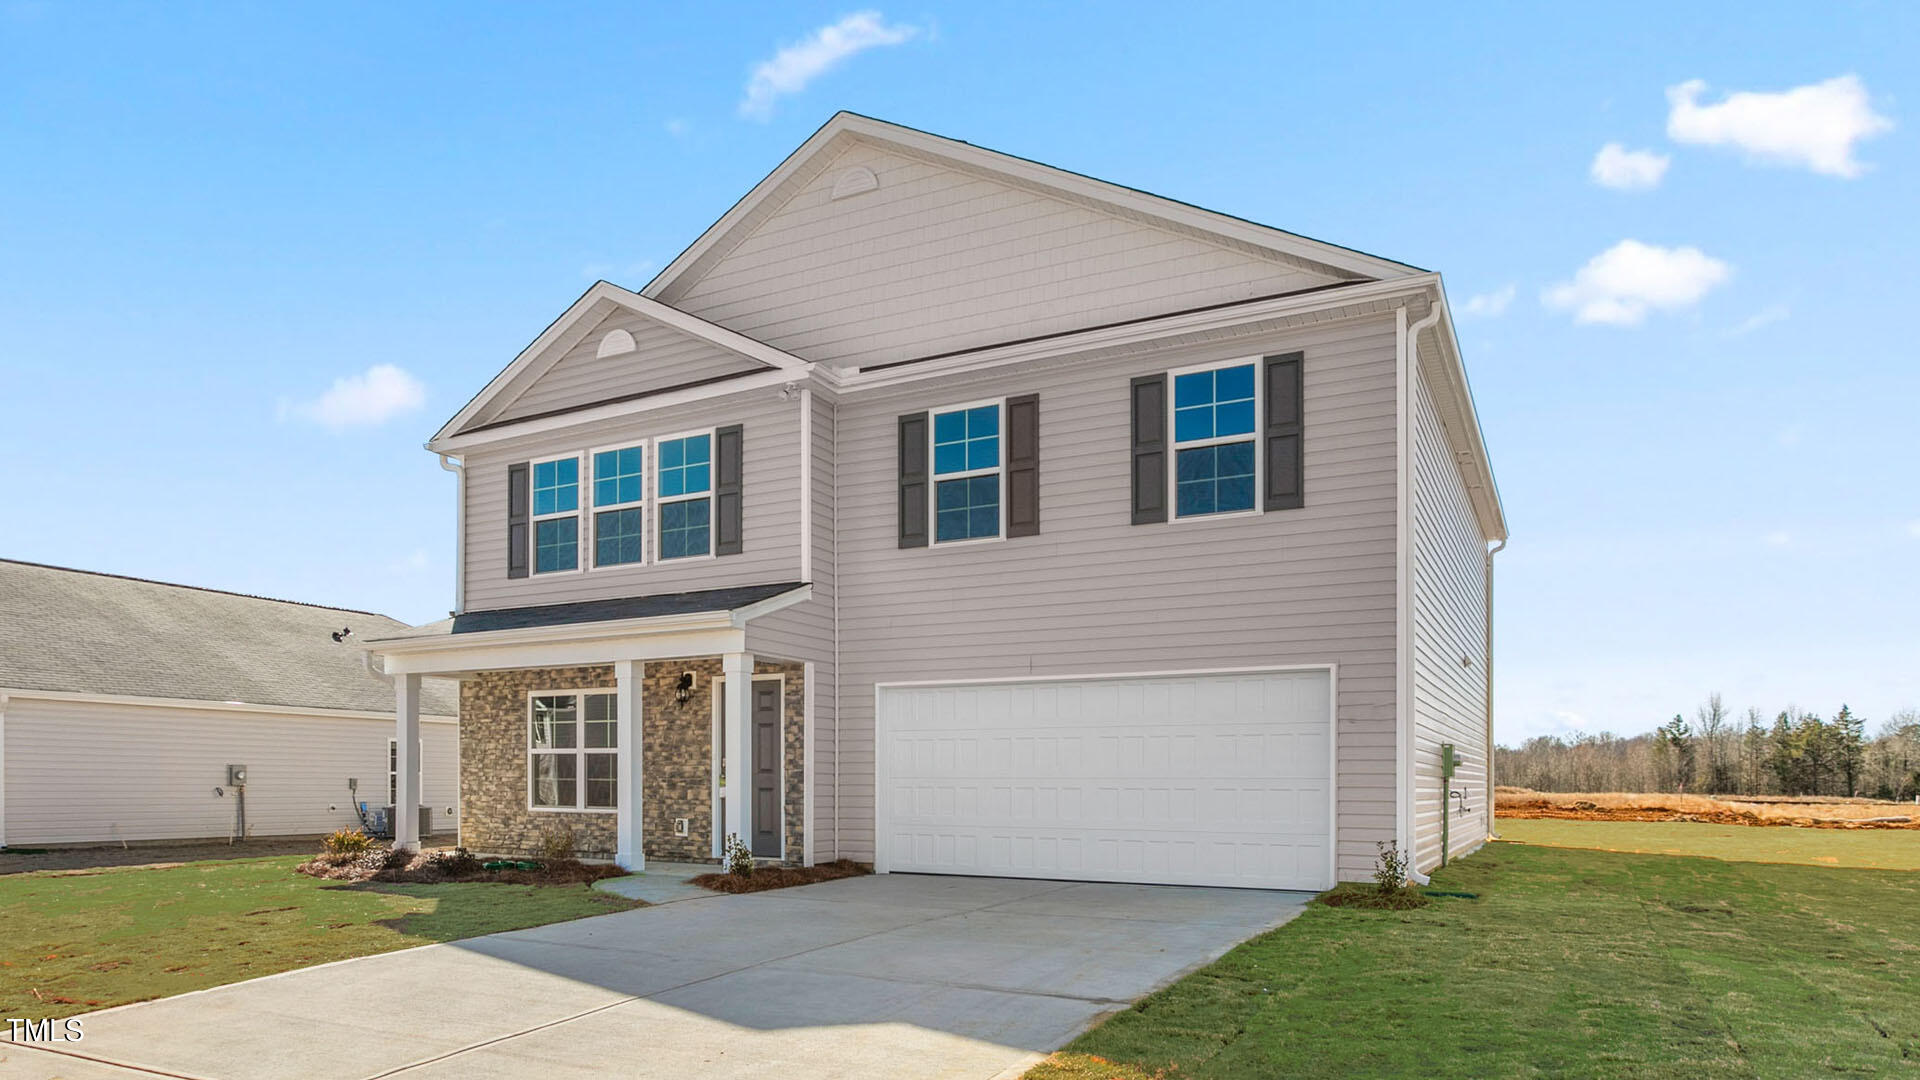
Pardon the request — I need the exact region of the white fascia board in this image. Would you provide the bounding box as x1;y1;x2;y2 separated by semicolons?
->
427;281;813;450
428;368;802;453
0;686;457;724
378;627;749;677
1424;278;1508;542
728;584;813;626
839;276;1439;391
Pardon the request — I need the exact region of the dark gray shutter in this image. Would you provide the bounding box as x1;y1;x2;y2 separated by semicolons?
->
1263;352;1304;511
1130;375;1167;524
1005;394;1040;537
897;412;928;548
506;462;530;578
715;423;744;556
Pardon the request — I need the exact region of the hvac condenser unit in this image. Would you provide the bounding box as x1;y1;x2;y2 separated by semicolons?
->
383;806;433;837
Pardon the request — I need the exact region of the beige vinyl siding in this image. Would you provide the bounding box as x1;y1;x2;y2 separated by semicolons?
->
2;697;457;846
665;142;1344;370
1409;367;1491;872
831;313;1402;880
463;388;808;612
484;309;767;427
740;391;840;858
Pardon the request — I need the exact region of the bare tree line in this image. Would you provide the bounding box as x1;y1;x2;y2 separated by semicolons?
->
1496;694;1920;800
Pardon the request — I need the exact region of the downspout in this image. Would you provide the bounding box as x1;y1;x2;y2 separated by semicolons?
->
1484;537;1506;841
1400;299;1445;885
830;397;841;862
438;453;465;615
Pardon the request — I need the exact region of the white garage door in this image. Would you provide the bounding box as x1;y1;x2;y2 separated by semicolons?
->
877;669;1333;890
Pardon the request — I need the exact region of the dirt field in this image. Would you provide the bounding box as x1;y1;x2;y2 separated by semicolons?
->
1495;787;1920;829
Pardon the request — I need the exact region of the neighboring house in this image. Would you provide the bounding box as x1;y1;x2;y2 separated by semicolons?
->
0;559;458;847
367;112;1507;889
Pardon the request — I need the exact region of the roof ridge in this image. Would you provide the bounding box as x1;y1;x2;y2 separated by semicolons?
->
0;558;399;620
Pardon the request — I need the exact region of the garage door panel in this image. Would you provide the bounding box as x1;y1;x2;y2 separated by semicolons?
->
880;670;1333;890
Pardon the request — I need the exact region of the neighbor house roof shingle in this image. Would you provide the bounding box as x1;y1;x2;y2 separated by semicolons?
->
0;559;456;715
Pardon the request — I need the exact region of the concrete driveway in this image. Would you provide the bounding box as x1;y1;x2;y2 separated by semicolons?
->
3;874;1310;1080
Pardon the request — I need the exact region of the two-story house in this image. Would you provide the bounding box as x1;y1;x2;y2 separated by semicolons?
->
365;113;1507;891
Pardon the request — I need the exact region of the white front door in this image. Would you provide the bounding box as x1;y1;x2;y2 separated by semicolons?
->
877;669;1334;890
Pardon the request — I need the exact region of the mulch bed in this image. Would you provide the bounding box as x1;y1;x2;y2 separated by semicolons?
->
296;847;627;886
1316;883;1431;910
689;859;870;894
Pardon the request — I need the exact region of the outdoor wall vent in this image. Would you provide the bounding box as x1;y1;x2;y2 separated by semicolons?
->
597;328;637;358
830;165;879;200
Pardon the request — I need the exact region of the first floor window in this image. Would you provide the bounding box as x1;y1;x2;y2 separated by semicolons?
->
1172;362;1257;518
529;691;617;810
931;402;1002;542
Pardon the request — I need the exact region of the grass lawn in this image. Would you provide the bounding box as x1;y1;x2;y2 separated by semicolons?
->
1498;817;1920;870
0;855;638;1020
1029;839;1920;1079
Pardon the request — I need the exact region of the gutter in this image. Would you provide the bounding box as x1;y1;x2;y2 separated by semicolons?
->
1484;537;1506;841
1399;298;1445;885
438;454;465;615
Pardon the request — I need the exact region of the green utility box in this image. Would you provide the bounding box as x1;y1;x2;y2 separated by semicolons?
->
1439;742;1460;781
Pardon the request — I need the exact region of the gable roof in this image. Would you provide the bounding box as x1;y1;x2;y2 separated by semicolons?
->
431;281;811;446
0;559;457;715
643;111;1423;309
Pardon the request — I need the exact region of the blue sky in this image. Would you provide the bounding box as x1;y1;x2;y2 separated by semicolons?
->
2;3;1913;743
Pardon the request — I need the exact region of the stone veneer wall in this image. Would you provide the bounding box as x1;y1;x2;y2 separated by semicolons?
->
460;659;804;865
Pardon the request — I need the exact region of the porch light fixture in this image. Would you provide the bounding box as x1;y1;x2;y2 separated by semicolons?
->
675;671;697;706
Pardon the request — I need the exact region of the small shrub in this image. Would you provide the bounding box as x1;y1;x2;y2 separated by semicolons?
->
536;827;576;863
429;847;483;876
723;833;755;877
323;828;373;857
1373;839;1410;895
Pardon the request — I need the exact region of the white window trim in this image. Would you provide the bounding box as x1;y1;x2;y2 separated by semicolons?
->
387;737;423;809
530;452;588;574
526;688;619;814
653;426;719;563
586;441;648;571
1166;356;1263;525
926;396;1007;547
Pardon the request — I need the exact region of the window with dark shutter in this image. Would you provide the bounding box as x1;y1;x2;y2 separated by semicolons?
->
897;412;929;548
1005;394;1040;537
714;424;744;556
1262;352;1304;511
1130;375;1167;524
507;462;530;578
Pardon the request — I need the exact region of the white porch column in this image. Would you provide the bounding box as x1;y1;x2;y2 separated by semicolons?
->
614;659;644;871
393;674;422;851
722;651;753;854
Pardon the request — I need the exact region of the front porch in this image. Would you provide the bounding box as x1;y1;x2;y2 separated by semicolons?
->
363;584;816;871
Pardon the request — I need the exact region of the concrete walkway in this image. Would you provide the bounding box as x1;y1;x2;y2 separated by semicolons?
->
1;874;1311;1080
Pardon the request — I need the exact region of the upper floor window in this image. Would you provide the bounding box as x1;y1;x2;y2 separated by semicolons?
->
528;691;616;811
531;456;580;572
591;445;645;568
656;432;712;560
1171;363;1257;518
932;402;1001;543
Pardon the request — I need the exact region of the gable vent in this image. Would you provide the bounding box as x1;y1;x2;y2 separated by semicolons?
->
830;165;879;200
596;328;637;358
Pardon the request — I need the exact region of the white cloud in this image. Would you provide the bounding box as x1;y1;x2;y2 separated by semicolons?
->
1460;284;1516;318
739;11;919;120
285;364;426;429
1590;143;1670;190
1542;239;1731;326
1906;520;1920;540
1666;75;1894;178
1725;304;1790;338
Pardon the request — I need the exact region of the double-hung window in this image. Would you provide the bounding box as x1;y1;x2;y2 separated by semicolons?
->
531;455;581;572
1171;362;1258;519
528;691;617;811
931;401;1002;543
590;445;645;568
655;432;713;560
